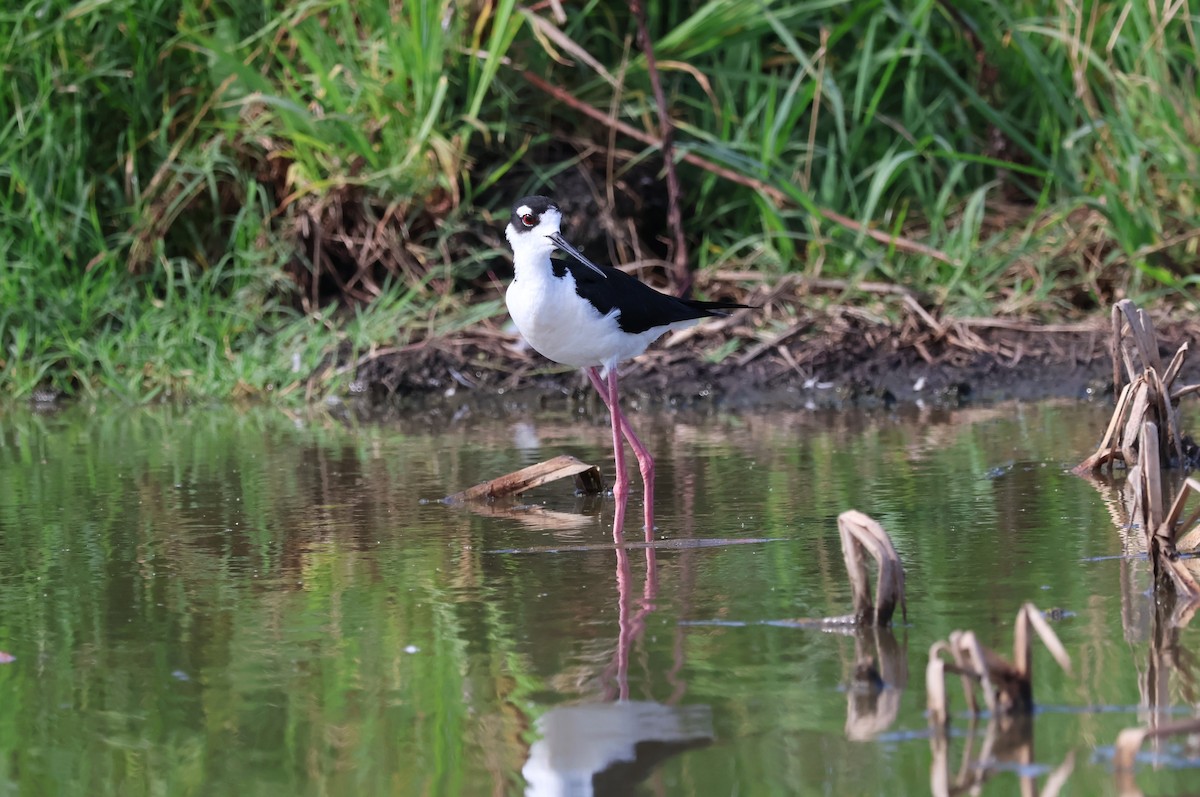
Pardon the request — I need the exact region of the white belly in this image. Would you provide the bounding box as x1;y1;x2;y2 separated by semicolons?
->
506;272;673;370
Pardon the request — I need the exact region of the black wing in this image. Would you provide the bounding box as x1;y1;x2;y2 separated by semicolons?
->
561;258;748;334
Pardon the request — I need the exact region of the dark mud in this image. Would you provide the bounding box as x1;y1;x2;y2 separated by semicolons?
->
349;309;1200;417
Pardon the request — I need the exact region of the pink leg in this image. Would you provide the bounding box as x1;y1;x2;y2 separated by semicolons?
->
610;472;629;547
587;367;655;535
587;367;629;507
612;368;655;536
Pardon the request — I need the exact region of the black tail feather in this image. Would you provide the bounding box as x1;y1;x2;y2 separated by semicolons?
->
683;298;755;316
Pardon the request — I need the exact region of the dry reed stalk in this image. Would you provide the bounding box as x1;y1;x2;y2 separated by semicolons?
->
833;510;907;627
926;603;1072;726
1074;299;1200;606
1149;474;1200;600
1077;300;1194;474
777;512;905;646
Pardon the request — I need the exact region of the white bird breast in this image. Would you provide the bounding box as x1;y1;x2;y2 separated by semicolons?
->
505;220;697;371
506;266;640;369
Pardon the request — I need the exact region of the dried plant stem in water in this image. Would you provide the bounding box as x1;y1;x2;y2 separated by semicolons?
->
446;455;603;502
1078;299;1194;473
837;510;907;627
926;603;1072;725
777;511;906;629
1077;299;1200;604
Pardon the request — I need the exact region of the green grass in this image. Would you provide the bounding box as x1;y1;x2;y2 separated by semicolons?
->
540;0;1200;306
0;0;519;400
1;0;1198;401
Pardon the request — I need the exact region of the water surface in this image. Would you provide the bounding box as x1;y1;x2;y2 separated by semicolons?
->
1;399;1197;795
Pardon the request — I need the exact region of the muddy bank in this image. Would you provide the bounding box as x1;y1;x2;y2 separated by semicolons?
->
349;307;1200;416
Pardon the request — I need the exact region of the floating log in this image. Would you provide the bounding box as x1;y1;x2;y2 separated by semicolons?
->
445;455;604;502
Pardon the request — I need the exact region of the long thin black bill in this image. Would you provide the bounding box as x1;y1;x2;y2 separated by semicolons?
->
547;232;607;279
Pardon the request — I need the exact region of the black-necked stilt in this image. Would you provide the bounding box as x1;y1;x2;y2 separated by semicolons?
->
504;195;748;533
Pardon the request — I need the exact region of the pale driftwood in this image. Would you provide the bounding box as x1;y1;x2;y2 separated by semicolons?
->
1077;381;1135;473
1162;341;1189;396
1135;421;1164;533
1078;464;1200;617
926;603;1072;725
446;455;604;502
925;644;950;727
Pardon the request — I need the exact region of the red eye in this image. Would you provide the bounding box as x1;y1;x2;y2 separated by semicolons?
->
521;214;536;227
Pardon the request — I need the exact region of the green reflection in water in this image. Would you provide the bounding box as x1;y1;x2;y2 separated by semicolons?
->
0;401;1197;796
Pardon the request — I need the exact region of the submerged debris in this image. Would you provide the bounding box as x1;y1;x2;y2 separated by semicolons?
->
926;602;1072;725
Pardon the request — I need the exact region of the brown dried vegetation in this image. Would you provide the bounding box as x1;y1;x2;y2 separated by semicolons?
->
925;603;1072;725
1077;300;1200;602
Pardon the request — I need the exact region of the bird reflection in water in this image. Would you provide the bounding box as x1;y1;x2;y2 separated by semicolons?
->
522;494;713;797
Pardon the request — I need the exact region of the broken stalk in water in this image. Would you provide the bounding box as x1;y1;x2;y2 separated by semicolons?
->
925;602;1073;726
